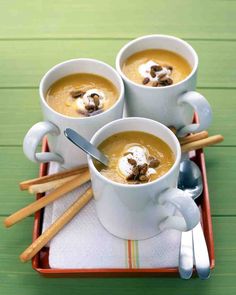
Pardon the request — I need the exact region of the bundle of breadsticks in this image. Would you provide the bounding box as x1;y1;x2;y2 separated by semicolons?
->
168;128;224;152
4;166;92;263
3;130;223;263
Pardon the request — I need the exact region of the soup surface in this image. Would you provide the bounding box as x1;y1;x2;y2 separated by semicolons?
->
46;73;118;117
122;49;192;87
95;131;175;184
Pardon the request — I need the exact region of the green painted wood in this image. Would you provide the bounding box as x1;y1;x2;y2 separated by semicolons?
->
0;89;41;146
0;147;38;215
0;88;234;146
205;147;236;216
200;89;236;146
0;40;235;88
3;273;235;295
0;217;235;294
0;1;235;40
0;146;234;216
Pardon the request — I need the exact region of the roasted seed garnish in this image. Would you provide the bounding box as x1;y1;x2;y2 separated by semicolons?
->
139;175;149;182
134;174;140;181
158;73;167;81
166;78;173;85
149;158;160;168
128;158;137;166
143;77;150;85
166;65;173;71
70;89;85;98
91;93;99;98
85;104;96;113
132;166;139;176
126;174;135;181
139;163;148;175
85;104;93;110
93;95;100;107
151;65;162;72
152;81;160;87
150;69;156;78
160;78;173;86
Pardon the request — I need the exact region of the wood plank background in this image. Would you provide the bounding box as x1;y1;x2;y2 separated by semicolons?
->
0;1;235;39
0;0;235;294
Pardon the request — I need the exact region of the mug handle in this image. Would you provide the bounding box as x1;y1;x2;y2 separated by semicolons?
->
177;91;212;137
157;188;200;232
23;121;64;164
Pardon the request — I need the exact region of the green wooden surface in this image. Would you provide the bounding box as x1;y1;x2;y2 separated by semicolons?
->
0;0;235;294
0;40;236;88
0;0;235;40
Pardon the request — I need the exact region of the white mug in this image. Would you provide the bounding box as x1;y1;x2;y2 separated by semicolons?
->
116;35;212;137
88;117;200;240
23;58;124;168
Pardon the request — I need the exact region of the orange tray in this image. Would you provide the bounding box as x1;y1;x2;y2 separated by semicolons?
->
31;140;215;277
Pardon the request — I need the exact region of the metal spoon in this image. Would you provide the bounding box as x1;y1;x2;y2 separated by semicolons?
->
178;159;210;280
64;128;109;166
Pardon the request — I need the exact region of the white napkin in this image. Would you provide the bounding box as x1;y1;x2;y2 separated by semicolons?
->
41;162;60;240
42;163;181;269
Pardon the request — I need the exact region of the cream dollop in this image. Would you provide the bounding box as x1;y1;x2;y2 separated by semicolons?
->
138;60;171;82
76;88;105;113
118;146;156;178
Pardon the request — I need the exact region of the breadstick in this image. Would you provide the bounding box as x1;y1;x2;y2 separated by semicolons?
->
19;166;88;190
28;175;78;194
20;187;93;263
181;135;224;153
4;170;90;228
179;131;209;145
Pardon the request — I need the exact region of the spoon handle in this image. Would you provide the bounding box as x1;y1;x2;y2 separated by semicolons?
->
179;230;193;279
193;222;211;279
64;128;109;166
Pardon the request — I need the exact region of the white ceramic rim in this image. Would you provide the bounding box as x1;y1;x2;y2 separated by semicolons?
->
115;34;198;90
39;58;125;121
88;117;181;188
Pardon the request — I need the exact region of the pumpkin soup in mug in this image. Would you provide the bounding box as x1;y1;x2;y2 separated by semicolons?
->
122;49;192;87
46;73;119;117
95;131;175;184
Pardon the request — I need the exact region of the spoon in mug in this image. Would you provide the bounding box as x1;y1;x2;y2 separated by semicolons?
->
178;158;210;280
65;127;210;278
64;128;109;166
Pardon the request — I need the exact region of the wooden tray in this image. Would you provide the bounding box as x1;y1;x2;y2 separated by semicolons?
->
31;140;215;277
